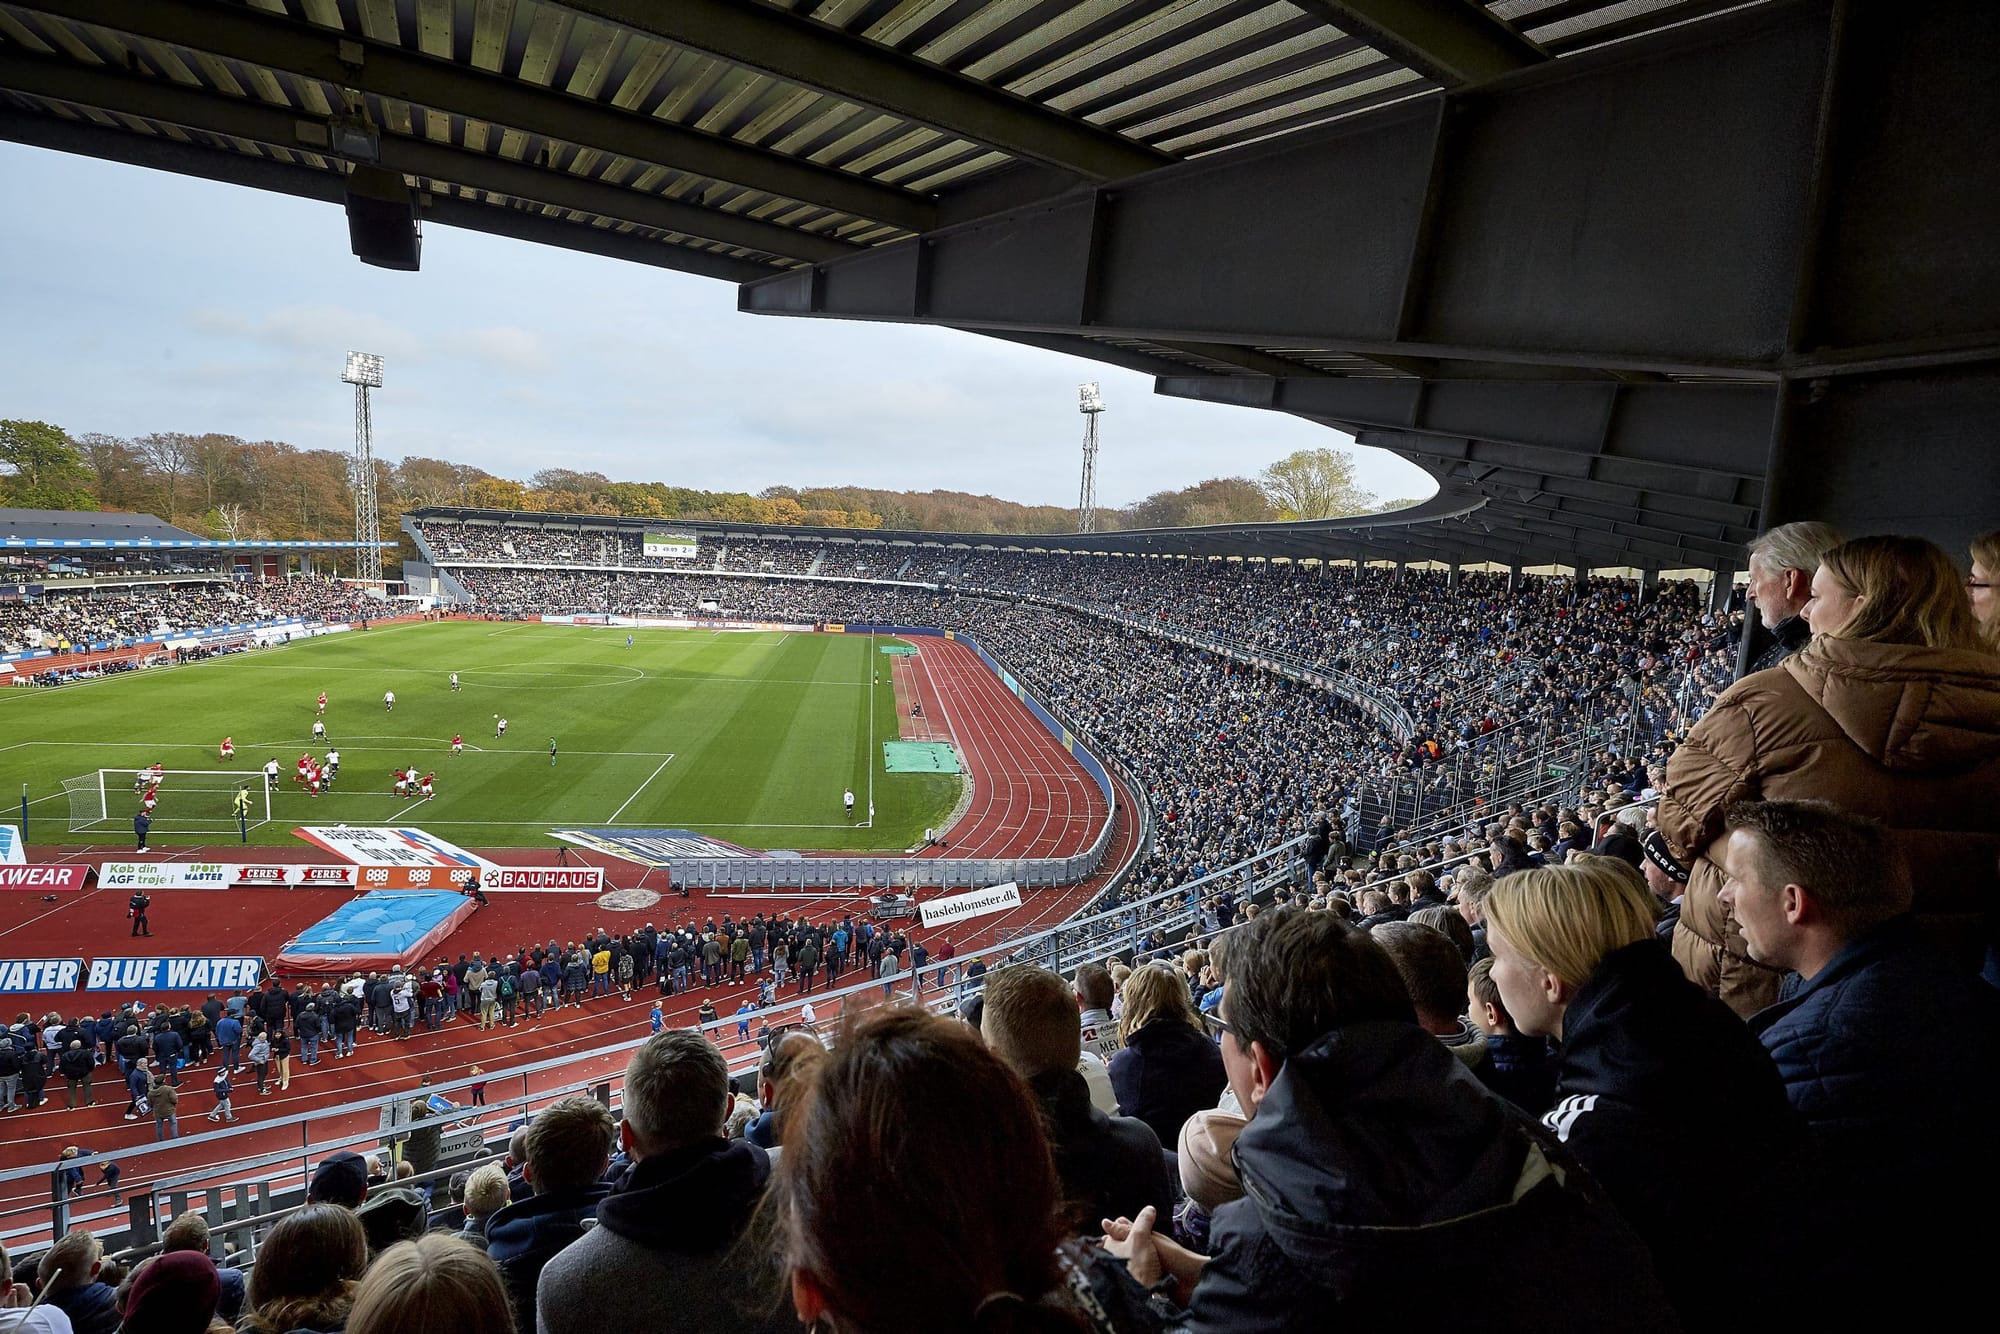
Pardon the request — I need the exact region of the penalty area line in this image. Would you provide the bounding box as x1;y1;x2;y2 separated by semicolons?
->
605;754;676;824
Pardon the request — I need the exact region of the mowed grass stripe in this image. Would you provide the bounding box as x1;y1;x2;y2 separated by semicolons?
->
3;625;955;850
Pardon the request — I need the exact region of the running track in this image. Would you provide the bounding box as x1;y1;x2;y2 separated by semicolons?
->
0;631;1139;1234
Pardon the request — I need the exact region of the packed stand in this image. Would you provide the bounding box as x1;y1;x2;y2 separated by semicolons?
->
0;580;383;657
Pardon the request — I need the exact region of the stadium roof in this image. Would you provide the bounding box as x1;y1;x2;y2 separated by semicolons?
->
410;495;1643;571
0;507;205;543
6;2;1988;571
0;508;382;548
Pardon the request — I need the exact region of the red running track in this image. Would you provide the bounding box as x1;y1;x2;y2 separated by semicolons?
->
0;633;1138;1231
900;637;1107;861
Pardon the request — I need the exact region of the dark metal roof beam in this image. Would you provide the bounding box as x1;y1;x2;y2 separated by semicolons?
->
1287;1;1547;87
0;107;770;282
23;0;934;231
555;0;1170;180
0;49;841;261
744;4;1917;378
1155;375;1774;479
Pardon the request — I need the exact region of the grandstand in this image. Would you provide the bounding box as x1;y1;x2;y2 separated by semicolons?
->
2;0;1995;1325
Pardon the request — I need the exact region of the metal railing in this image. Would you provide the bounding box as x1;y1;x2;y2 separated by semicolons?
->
0;835;1301;1254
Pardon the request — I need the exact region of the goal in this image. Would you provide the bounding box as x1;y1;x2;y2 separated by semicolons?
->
66;769;274;834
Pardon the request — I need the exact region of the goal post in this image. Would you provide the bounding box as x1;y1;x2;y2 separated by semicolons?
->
67;769;273;834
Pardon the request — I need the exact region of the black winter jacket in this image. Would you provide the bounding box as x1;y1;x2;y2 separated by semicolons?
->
1547;940;1813;1328
1184;1021;1675;1333
1027;1067;1175;1230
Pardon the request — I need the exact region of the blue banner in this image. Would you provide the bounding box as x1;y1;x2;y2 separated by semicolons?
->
85;956;263;992
0;959;84;993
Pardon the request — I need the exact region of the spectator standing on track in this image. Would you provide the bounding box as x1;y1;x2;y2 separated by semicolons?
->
127;890;151;936
270;1026;292;1091
58;1039;96;1108
248;1030;270;1096
206;1066;236;1124
213;1010;241;1071
148;1068;178;1140
477;972;499;1031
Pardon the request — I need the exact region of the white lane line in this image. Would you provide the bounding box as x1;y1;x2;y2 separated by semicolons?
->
605;753;677;824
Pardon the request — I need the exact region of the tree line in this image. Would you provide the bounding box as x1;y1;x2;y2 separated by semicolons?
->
0;419;1417;541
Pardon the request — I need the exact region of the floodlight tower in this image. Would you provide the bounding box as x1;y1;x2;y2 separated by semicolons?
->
1076;382;1105;532
340;351;384;579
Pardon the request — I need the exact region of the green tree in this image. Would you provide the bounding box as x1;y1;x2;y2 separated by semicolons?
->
1258;447;1376;520
0;419;98;510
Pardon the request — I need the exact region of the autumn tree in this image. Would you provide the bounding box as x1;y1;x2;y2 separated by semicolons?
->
1123;477;1274;529
0;419;98;510
73;432;151;511
1258;447;1377;520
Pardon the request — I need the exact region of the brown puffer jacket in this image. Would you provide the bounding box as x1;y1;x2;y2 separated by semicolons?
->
1660;635;2000;1015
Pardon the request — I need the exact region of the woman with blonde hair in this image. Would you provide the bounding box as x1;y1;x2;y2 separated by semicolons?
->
236;1202;368;1334
1969;529;1999;648
345;1234;513;1334
1661;533;2000;1015
1107;964;1223;1148
1483;860;1803;1329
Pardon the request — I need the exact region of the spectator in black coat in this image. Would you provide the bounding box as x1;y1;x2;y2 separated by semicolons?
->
1107;964;1225;1149
1484;858;1818;1329
484;1095;615;1333
1722;799;2000;1318
981;964;1174;1228
1104;908;1676;1333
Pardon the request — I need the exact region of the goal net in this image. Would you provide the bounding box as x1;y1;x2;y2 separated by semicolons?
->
66;769;274;834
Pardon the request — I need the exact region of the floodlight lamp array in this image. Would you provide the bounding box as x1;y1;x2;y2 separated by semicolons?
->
1078;382;1104;413
341;351;385;387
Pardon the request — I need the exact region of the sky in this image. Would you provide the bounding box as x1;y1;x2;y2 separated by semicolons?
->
0;142;1436;511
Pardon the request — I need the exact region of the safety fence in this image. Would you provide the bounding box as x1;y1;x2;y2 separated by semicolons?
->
0;834;1301;1258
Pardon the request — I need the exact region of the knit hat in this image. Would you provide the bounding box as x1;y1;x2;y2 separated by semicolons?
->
1177;1109;1248;1213
122;1251;220;1334
308;1150;369;1207
1642;830;1691;885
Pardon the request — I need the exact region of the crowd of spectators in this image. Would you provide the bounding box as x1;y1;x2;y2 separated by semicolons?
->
4;523;1994;1332
0;580;381;658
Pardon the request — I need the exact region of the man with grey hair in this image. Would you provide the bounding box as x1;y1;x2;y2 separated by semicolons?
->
1741;520;1843;676
535;1031;790;1334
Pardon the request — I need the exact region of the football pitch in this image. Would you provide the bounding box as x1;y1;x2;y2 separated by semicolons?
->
1;623;962;850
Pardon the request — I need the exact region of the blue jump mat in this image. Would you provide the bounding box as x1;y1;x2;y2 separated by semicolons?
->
278;890;475;973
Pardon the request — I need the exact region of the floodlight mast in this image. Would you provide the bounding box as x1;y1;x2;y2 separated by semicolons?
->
339;351;384;578
1077;382;1105;533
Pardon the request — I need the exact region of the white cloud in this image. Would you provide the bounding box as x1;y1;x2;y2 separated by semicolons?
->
0;142;1439;511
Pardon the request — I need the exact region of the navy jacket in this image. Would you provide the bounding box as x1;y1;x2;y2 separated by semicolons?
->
1107;1019;1225;1149
1186;1021;1675;1333
1749;915;2000;1309
484;1182;611;1333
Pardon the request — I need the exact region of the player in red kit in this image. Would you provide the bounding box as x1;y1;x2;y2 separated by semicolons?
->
420;772;435;799
450;733;464;756
317;691;327;715
218;736;235;761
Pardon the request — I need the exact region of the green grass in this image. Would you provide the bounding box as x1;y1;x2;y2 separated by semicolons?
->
2;623;961;850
